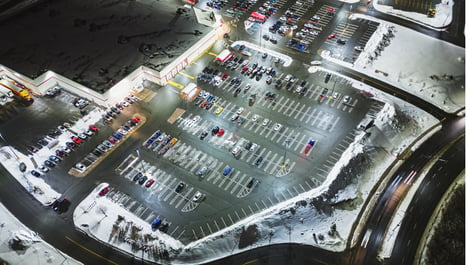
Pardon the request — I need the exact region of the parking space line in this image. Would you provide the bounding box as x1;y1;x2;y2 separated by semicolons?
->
305;108;318;124
280;192;288;201
311;110;323;126
261;199;268;209
288;102;300;116
234;210;241;221
283;100;295;115
206;223;213;234
294;104;305;119
241;207;247;217
227;213;234;224
299;106;311;122
317;166;330;174
294;134;307;152
193;229;198;240
248;205;254;215
292;185;299;194
264;153;278;172
220;217;227;228
329;116;340;132
200;226;206;237
269;155;283;174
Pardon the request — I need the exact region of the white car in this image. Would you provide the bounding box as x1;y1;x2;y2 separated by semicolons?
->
118;128;128;135
121;101;129;107
310;61;322;66
332;92;340;99
231;114;239;121
38;165;49;173
262;118;269;126
251;114;259;122
231;146;241;155
273;123;282;131
343;95;351;103
75;163;87;173
295;86;303;93
83;129;93;136
236;107;244;115
249;143;259;152
77;133;87;140
61;146;72;154
192;191;203;202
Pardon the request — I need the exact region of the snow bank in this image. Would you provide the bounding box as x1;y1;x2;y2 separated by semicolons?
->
0;203;83;265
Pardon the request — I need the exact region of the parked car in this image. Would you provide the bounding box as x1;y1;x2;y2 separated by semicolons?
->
223;166;232;176
192;191;204;202
175;182;186;193
30;170;41;177
99;186;110;196
145;179;155;188
197;166;208;176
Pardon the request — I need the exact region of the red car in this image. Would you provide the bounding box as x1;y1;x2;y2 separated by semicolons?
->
108;137;117;144
132;117;141;123
327;34;336;39
89;125;99;132
222;73;229;80
216;128;225;136
99;187;110;196
71;136;82;144
145;179;155;187
200;101;208;108
327;7;335;12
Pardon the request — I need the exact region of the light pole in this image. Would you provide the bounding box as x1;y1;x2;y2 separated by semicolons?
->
281;137;293;170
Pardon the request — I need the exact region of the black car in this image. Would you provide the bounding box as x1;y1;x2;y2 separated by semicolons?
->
211;126;220;135
325;73;332;83
51;198;70;214
255;156;263;166
66;141;76;149
31;170;41;177
200;131;209;140
337;39;346;45
44;160;55;168
133;172;143;182
175;182;186;193
247;178;258;188
138;175;148;185
244;141;252;150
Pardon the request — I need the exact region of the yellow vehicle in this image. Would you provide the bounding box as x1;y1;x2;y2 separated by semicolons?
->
169;137;179;147
214;106;223;115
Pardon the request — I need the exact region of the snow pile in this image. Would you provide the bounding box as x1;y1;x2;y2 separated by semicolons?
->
348;13;465;113
74;184;185;264
0;203;83;265
0;147;61;206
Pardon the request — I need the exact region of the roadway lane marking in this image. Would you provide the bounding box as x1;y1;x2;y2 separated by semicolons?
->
207;51;218;56
178;72;195;79
65;236;119;265
167;80;184;89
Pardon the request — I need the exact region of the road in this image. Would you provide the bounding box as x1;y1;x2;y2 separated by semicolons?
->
389;135;464;265
350;115;464;265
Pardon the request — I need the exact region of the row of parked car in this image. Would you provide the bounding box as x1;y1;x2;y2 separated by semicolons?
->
74;116;141;172
102;95;139;122
142;128;179;155
30;123;100;177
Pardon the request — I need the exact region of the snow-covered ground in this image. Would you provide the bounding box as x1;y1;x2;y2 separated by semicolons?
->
0;1;464;264
0;203;83;265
